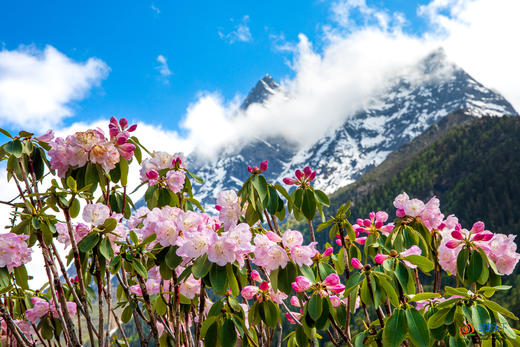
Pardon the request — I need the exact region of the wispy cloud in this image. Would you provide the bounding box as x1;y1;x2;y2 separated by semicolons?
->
218;15;252;44
156;54;172;78
0;45;109;130
151;4;160;14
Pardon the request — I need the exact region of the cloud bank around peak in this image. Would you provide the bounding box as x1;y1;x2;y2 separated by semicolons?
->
168;0;520;159
0;45;109;130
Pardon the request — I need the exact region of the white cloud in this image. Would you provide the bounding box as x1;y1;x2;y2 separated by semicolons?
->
218;15;253;44
156;54;172;77
0;45;109;130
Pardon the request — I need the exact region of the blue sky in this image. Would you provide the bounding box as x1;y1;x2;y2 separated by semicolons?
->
0;0;518;150
0;0;432;133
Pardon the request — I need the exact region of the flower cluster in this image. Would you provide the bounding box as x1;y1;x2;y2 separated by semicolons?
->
353;211;394;238
215;190;245;231
129;266;201;300
0;318;33;346
48;117;136;177
253;229;317;271
283;166;316;186
241;271;288;304
25;297;77;324
394;193;444;231
247;160;268;174
0;233;32;272
375;245;422;268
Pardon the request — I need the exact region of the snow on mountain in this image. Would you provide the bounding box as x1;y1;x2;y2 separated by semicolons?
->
190;50;517;207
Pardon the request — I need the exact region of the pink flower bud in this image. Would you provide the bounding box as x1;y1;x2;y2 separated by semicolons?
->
290;296;300;307
251;270;261;282
363;219;371;227
356;219;364;226
396;208;406;218
35;129;54;142
215;204;222;211
109;127;119;138
248;166;253;173
110;116;118;126
328;284;345;294
322;248;333;257
451;230;464;240
119;118;128;129
356;237;366;245
335;239;342;246
295;170;303;180
323;273;340;287
266;231;282;243
127;124;137;132
285;312;298;324
260;281;269;291
446;240;460;249
308;171;316;181
473;232;493;242
369;211;376;220
260;160;268;172
375;221;383;229
303;166;312;178
283;177;298;185
374;254;389;264
117;136;128;145
471;221;485;234
241;286;259;300
329;295;341;307
146;170;159;180
351;257;363;270
291;276;311;292
175;157;182;166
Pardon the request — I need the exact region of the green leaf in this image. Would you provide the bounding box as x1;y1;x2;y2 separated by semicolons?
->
379;277;400;307
226;264;240;297
98;237;114;260
301;189;317;220
261;301;280;328
78;233;100;253
428;308;451;329
220;318;237;347
395;261;409;293
119;157;129;186
405;308;430;347
300;265;315;283
204;321;219;347
132;259;148;280
5;139;23;157
69;198;81;218
200;316;219;338
252;175;268;203
402;255;434;273
0;268;9;288
408;292;442;302
0;128;13;138
13;265;29;289
313;190;330;207
383;308;407;347
468;250;483;283
192;255;212;279
165;246;182;269
103;218;117;232
66;176;77;191
278;262;297;295
121;306;133;323
471;304;490;332
444;286;470;298
308;295;323;321
457;247;469;281
481;299;518;320
210;265;228;294
153;296;168;316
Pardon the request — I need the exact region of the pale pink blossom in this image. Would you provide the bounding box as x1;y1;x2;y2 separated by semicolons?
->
166;170;185;193
83;203;110;226
0;233;32;272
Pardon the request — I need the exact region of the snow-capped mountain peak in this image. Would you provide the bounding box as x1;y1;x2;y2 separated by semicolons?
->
191;50;517;206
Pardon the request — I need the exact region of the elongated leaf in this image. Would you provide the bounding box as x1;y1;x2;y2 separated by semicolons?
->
301;189;317;220
383;308;407;347
133;260;148;280
210;265;228;294
78;233;100;253
226;264;240;297
468;251;483;283
14;265;29;289
98;237;114;260
481;300;518;320
119;157;129;186
192;255;212;279
220;318;237;347
402;255;434;273
314;189;330;207
405;308;430;347
428;308;451;329
308;295;323;321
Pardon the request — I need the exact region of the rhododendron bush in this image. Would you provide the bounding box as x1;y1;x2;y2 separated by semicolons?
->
0;119;519;347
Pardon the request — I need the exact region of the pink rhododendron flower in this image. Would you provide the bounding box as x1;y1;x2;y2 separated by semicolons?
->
374;254;389;264
400;245;422;268
282;229;304;248
25;297;50;323
207;234;237;266
35;129;54;142
393;192;409;209
251;270;262;282
404;199;425;217
166;170;185;193
290;243;317;267
179;275;201;299
0;233;32;272
83;203;110;226
291;276;312;292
